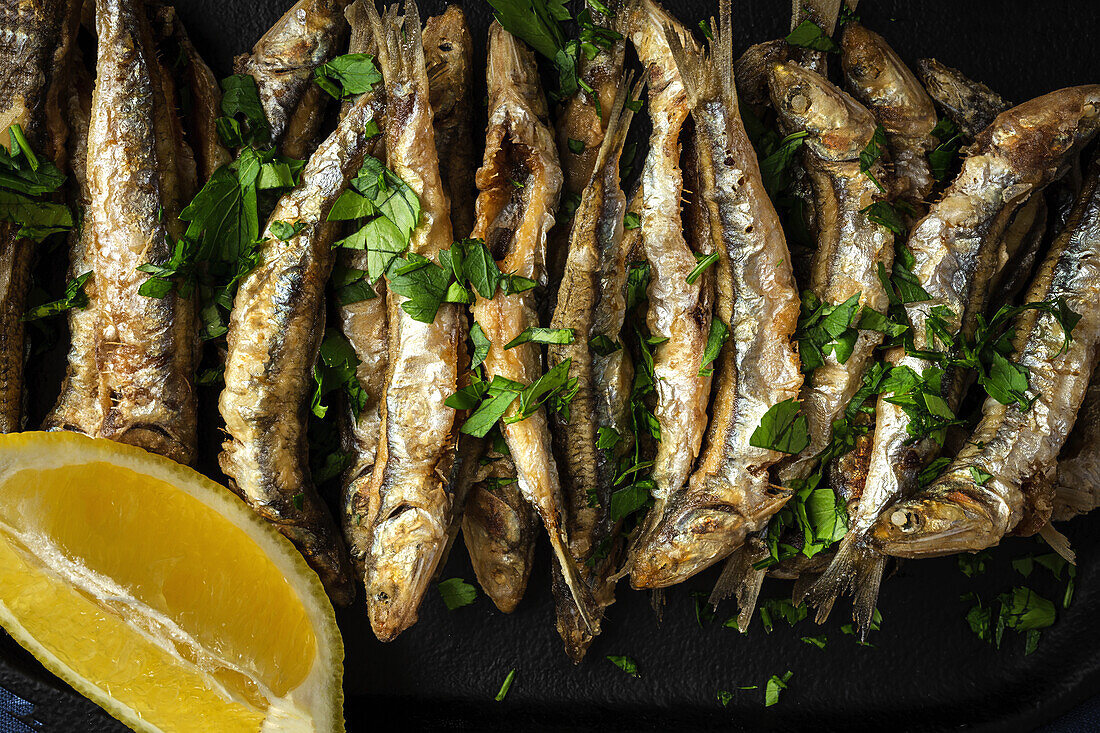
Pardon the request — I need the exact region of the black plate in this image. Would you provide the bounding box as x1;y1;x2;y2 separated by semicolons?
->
2;1;1100;731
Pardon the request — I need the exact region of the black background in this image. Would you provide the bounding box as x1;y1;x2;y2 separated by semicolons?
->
3;1;1100;732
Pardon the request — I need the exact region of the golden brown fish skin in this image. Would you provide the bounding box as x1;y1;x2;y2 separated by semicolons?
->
808;86;1100;631
218;17;388;606
768;62;893;484
734;40;790;111
916;58;1010;142
462;451;537;613
423;4;474;239
622;0;714;583
236;0;351;152
548;79;640;662
46;0;198;464
1053;359;1100;521
468;21;598;630
0;0;77;433
841;23;937;207
151;5;232;181
629;0;802;588
358;1;460;641
872;158;1100;558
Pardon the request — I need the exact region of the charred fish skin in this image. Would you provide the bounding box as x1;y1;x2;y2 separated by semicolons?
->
622;0;714;581
0;0;77;433
916;58;1010;142
629;0;803;589
423;4;474;239
767;62;893;484
872;158;1100;558
46;0;198;464
469;21;599;630
841;23;937;207
236;0;351;154
218;13;390;608
360;1;460;641
548;78;640;662
808;85;1100;630
462;450;538;613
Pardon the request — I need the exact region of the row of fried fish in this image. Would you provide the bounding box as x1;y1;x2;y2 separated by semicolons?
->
3;0;1099;660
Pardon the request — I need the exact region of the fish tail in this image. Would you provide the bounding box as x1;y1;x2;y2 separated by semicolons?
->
1039;521;1076;564
591;72;645;174
708;540;766;633
666;0;736;110
365;0;427;93
852;551;885;639
802;532;858;623
549;529;600;634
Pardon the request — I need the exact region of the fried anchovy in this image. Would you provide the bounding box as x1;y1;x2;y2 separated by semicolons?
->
0;0;76;432
1053;356;1100;522
219;8;391;608
462;447;537;612
236;0;350;155
770;61;893;482
547;2;626;298
916;58;1010;142
354;1;461;640
621;0;714;586
423;4;474;239
842;23;937;208
48;0;197;465
630;0;803;588
548;78;640;662
807;85;1100;633
872;158;1100;557
469;21;596;630
151;4;232;181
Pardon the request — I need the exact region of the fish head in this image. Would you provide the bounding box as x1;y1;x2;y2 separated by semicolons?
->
629;506;748;588
869;484;1001;558
767;61;878;162
365;505;447;641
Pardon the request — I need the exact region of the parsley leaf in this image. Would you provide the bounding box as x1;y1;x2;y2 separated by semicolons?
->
750;399;810;454
686;252;720;285
765;671;793;707
217;74;270;146
606;655;640;678
759;130;809;199
470;322;491;370
623;211;641;230
929;117;963;182
786;20;839;52
22;272;92;321
862;201;906;234
858;125;888;192
310;329;365;419
699;317;729;376
313;53;382;99
437;577;478;610
494;669;516;702
969;466;993;485
504;327;575;349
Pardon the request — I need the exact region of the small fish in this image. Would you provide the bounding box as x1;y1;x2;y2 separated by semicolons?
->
916;58;1010;142
48;0;198;465
872;157;1100;557
1052;358;1100;522
236;0;351;155
630;0;802;588
807;85;1100;632
0;0;78;433
841;23;938;208
423;4;475;239
548;77;641;661
462;448;538;612
357;1;460;640
734;40;790;110
219;3;389;606
468;21;595;630
622;0;714;587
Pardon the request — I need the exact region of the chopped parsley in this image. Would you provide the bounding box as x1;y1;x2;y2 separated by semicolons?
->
504;327;575;349
716;689;732;707
686;251;720;285
567;137;585;155
699;317;729;376
623;211;641;230
310;329;366;420
858;124;888;193
929;117;964;182
786;20;839;53
759;130;809;199
957;549;992;577
764;671;793;707
437;577;478;610
494;668;516;701
861;201;907;235
963;587;1056;654
758;598;808;633
0;124;73;241
589;334;621;356
606;655;640;678
23;272;92;321
313;53;382;100
796;292;862;371
749;399;810;454
801;634;828;649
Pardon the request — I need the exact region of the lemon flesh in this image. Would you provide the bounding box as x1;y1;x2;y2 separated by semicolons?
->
0;432;343;733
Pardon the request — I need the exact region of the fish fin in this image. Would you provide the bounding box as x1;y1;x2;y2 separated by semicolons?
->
802;532;858;623
650;588;666;623
709;537;767;633
667;0;736;113
589;72;645;178
852;551;886;639
365;0;427;96
1039;521;1076;564
552;563;601;664
549;534;600;634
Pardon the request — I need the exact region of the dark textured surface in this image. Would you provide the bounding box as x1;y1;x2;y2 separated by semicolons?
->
3;1;1100;731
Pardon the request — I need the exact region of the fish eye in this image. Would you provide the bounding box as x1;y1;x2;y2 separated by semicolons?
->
787;91;811;114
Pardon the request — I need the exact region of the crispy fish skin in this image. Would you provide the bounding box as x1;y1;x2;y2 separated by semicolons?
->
548;79;639;661
359;2;460;641
808;85;1100;630
462;450;537;612
423;5;474;239
916;58;1010;142
469;21;596;629
218;28;388;608
769;62;893;483
872;158;1100;557
236;0;350;153
47;0;198;464
630;1;803;588
0;0;76;432
841;23;937;207
1053;361;1100;521
623;0;714;582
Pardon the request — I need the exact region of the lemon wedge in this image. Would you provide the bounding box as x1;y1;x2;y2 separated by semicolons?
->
0;432;343;732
